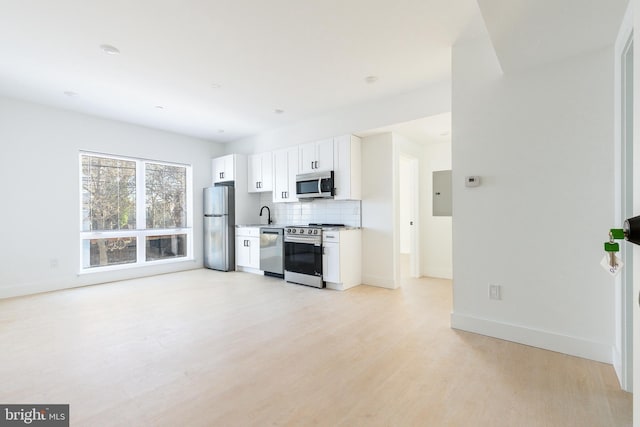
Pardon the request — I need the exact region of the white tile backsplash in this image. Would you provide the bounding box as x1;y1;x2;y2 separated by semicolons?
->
259;193;361;227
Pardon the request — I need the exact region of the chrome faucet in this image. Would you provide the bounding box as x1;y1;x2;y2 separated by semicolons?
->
259;205;272;225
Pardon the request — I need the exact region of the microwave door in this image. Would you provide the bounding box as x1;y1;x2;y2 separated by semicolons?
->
297;179;317;198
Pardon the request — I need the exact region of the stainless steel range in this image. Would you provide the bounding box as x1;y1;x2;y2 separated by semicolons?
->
284;226;323;288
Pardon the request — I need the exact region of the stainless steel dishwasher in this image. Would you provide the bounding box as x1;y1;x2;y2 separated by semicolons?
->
260;227;284;278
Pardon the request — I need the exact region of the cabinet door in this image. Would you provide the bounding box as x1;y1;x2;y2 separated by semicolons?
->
223;155;235;181
299;142;317;174
213;154;235;183
260;152;273;192
212;157;225;183
286;147;299;202
333;135;361;200
273;149;289;203
236;236;251;268
315;138;334;172
248;154;262;193
248;153;273;193
248;236;260;269
322;242;340;283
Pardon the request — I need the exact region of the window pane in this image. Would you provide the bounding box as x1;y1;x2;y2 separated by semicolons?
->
81;155;136;231
146;234;187;261
82;237;137;268
145;163;187;229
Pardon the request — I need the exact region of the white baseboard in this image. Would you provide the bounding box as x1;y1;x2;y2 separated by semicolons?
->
423;271;453;280
362;275;396;289
450;312;612;364
0;262;202;300
612;347;623;388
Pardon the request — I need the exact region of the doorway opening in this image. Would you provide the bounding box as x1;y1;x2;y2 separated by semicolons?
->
399;154;420;279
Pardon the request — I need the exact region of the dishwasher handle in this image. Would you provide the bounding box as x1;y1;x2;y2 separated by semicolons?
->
261;229;283;235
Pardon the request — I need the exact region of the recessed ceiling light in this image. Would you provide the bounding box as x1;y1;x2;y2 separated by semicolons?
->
155;105;164;110
63;91;78;97
218;129;225;133
364;75;378;84
211;83;221;89
274;109;284;114
100;44;120;55
440;131;450;136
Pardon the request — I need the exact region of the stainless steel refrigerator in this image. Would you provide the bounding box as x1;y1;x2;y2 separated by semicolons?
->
203;186;235;271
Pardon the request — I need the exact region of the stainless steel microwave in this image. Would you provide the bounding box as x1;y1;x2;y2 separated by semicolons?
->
295;171;335;199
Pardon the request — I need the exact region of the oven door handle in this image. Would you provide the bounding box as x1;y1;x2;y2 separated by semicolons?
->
285;236;322;244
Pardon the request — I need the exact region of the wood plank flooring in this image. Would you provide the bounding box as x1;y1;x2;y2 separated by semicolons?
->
0;270;631;426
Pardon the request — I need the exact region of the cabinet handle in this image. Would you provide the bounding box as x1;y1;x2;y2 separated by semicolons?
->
315;161;318;169
259;181;262;189
285;191;288;198
325;235;335;239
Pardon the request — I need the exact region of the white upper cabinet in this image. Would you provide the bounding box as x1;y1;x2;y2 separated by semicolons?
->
299;138;334;174
333;135;362;200
212;154;235;184
248;152;273;193
273;146;299;203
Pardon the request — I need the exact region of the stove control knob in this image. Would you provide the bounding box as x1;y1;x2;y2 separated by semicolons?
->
314;229;318;234
286;228;291;233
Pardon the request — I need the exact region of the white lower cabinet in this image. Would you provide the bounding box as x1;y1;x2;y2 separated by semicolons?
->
322;229;361;290
236;227;260;271
322;242;340;284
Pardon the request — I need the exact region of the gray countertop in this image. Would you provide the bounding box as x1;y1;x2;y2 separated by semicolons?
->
236;224;361;231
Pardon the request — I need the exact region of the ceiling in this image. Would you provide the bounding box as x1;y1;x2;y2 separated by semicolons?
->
0;0;483;143
0;1;629;144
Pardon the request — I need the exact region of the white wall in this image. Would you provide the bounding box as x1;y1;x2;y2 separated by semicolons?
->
362;133;396;288
0;96;224;298
226;80;451;154
422;141;452;279
451;36;615;363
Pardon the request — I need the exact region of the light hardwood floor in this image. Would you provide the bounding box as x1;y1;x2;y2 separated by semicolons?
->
0;270;631;426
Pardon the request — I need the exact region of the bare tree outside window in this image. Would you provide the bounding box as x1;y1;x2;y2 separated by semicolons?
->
81;155;136;267
145;163;186;229
80;153;191;269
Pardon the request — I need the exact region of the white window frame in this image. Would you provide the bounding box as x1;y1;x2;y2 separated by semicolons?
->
78;151;194;273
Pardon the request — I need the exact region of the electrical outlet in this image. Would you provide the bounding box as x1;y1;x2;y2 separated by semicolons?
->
489;284;501;300
50;258;59;269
